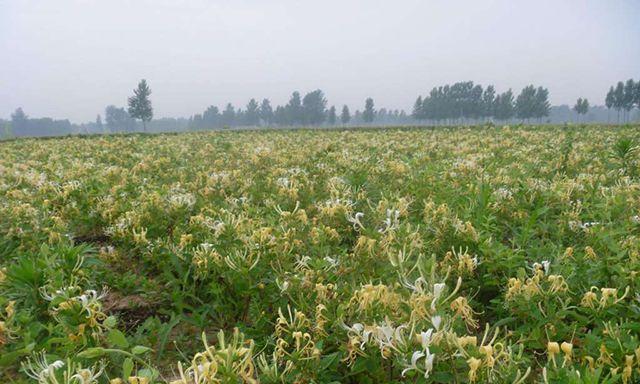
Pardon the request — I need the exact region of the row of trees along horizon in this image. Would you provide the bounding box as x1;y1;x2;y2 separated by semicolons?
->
3;78;640;138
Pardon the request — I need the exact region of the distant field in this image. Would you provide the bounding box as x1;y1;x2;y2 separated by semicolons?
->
1;125;639;383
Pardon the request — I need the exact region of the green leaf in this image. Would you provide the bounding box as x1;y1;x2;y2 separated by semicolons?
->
77;347;107;358
320;352;341;370
137;368;158;379
104;315;117;328
131;345;153;355
107;329;129;349
122;357;134;379
0;342;35;366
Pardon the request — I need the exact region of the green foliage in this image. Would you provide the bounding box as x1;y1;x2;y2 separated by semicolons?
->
1;125;640;383
128;79;153;131
363;97;375;123
340;105;351;124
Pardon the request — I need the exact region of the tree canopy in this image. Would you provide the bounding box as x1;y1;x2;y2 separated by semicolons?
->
127;79;153;131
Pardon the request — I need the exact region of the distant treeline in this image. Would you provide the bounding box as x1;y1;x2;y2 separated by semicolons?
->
4;108;73;137
605;79;640;123
2;79;639;138
411;82;550;123
188;91;411;130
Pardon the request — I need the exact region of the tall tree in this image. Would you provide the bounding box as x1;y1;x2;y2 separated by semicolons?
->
221;103;236;127
362;98;375;123
286;91;303;125
202;105;220;128
533;86;550;121
482;85;496;120
327;105;337;125
614;81;625;123
573;98;589;122
515;85;537;121
245;98;260;126
11;107;28;133
302;89;327;125
469;84;484;121
96;114;103;131
623;79;636;122
274;106;287;126
191;114;203;130
494;90;514;121
340;105;351;124
259;99;273;125
605;86;614;123
127;79;153;131
105;105;136;132
412;96;423;120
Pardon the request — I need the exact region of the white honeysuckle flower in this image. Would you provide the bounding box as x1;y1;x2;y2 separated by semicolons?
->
433;283;446;299
294;255;311;270
276;278;289;292
401;350;425;377
419;329;434;350
432;283;446;310
22;352;65;383
69;363;105;384
377;324;394;347
542;260;551;274
323;256;339;269
423;348;435;378
347;212;365;230
401;276;428;294
431;315;442;330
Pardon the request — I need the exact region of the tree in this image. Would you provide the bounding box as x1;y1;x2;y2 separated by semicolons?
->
221;103;236;127
274;106;287;126
96;114;103;131
302;89;327;125
191;114;203;130
236;108;246;125
412;96;423;120
363;98;375;123
105;105;136;132
605;86;614;123
482;85;496;120
203;106;220;128
573;98;589;122
493;90;514;121
515;85;537;121
11;108;28;133
533;86;550;121
245;98;260;126
377;108;388;123
623;79;636;122
285;91;303;125
514;85;548;122
614;81;625;123
260;99;273;125
327;105;337;125
127;79;153;131
340;105;351;125
469;84;484;120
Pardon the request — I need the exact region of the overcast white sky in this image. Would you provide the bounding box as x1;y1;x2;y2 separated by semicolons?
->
1;0;638;123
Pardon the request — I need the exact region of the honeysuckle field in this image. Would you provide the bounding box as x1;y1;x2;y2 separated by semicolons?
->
1;125;639;383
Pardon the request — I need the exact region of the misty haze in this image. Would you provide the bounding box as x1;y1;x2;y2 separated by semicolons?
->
1;1;640;383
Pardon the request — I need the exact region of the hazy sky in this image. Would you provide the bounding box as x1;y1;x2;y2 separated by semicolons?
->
1;0;639;123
